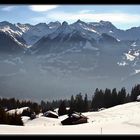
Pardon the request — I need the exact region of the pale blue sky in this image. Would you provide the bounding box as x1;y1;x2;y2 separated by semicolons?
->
0;5;140;30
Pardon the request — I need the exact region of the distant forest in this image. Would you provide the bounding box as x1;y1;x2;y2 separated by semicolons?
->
0;84;140;125
0;84;140;114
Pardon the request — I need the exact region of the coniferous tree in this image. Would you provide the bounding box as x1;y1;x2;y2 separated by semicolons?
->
121;87;126;101
40;100;48;113
31;103;40;115
118;87;126;104
58;101;67;116
0;107;7;124
104;88;112;108
98;89;104;108
125;93;131;103
7;112;23;126
0;107;23;125
69;95;75;112
84;94;89;112
22;108;32;117
91;88;100;111
111;88;118;106
130;84;140;101
75;93;85;112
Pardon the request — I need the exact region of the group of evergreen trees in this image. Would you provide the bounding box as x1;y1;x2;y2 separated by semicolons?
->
40;99;69;113
0;98;40;125
0;84;140;125
69;93;89;112
91;87;128;111
41;84;140;114
0;98;41;114
0;107;23;125
130;84;140;101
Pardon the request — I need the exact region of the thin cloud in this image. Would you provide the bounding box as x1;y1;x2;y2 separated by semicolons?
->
29;5;59;12
78;10;95;14
47;11;140;24
1;6;15;11
30;16;48;23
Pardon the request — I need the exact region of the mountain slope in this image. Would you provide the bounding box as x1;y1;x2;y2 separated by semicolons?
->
1;102;140;134
0;31;25;53
1;20;140;48
0;21;28;46
22;22;61;46
0;20;140;100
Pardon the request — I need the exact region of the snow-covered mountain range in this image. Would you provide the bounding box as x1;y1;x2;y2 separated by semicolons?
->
0;20;140;100
1;20;140;48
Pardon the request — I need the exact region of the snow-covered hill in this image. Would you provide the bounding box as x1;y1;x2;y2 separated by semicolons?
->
0;102;140;134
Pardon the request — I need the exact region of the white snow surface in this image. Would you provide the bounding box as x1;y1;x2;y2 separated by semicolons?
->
6;107;29;115
135;69;140;74
0;27;24;46
44;111;58;116
16;24;30;33
109;30;113;33
116;38;120;42
124;53;135;61
83;27;98;33
137;95;140;101
0;26;22;36
131;42;137;47
133;51;139;57
117;61;128;66
1;102;140;134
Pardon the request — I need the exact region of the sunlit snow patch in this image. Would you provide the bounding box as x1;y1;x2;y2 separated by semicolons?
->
117;61;128;66
135;69;140;74
7;107;30;115
133;51;139;57
124;53;135;61
131;42;137;47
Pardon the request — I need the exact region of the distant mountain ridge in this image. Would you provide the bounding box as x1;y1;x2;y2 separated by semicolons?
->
0;20;140;50
0;20;140;100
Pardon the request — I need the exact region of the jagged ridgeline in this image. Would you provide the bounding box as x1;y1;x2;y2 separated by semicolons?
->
0;20;140;100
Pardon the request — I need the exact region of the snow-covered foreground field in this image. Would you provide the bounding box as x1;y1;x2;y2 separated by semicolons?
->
1;102;140;135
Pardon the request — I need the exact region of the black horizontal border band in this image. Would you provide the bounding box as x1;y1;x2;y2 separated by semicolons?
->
0;0;140;4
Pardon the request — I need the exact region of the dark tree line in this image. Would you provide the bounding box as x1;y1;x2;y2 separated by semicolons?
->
69;93;89;113
40;99;70;113
0;84;140;120
0;107;23;125
130;84;140;101
0;98;41;115
90;84;140;111
91;87;128;111
40;93;90;116
41;84;140;114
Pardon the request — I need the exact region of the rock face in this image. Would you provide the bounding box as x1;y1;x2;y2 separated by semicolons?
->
0;20;140;100
0;31;25;53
